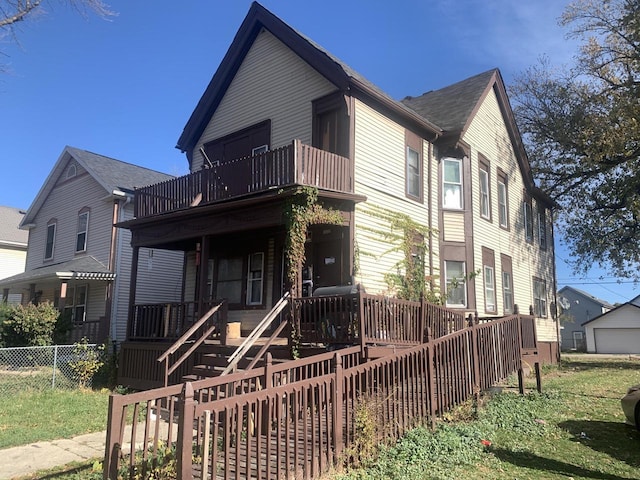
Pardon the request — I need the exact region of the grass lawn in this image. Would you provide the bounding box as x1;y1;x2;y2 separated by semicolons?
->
7;354;640;479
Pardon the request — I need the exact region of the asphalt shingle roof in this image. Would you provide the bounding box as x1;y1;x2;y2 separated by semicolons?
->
0;206;28;246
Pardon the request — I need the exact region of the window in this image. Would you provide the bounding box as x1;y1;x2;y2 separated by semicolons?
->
246;252;264;305
251;145;268;155
443;158;463;209
538;208;547;249
533;277;547;318
214;251;265;308
502;271;513;314
497;176;508;229
478;158;490;220
76;210;89;253
64;285;88;323
313;93;349;157
484;266;496;312
45;221;56;260
523;198;534;242
66;163;77;179
445;260;467;307
406;147;421;199
501;254;514;314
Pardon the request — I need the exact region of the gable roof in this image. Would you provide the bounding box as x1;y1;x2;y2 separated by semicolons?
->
0;206;28;248
176;1;442;164
582;300;640;326
558;285;615;310
21;146;174;227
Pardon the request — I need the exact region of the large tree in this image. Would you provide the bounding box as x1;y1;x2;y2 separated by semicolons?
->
511;0;640;279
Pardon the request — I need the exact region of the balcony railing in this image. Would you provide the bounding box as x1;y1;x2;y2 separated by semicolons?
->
134;140;353;218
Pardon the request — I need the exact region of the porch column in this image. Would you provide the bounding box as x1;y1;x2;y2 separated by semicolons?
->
127;246;140;339
29;283;36;304
2;288;8;304
196;235;210;319
58;281;68;311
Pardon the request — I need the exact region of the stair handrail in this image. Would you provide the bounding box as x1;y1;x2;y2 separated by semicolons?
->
221;292;290;376
157;301;224;386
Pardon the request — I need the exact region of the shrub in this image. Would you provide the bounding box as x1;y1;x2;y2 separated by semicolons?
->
68;338;105;388
0;302;60;347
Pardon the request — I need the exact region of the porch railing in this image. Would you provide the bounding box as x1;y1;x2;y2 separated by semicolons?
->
134;140;353;218
127;301;223;341
105;314;536;480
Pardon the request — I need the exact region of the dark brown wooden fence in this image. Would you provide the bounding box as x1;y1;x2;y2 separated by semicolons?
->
134;140;353;218
105;315;533;480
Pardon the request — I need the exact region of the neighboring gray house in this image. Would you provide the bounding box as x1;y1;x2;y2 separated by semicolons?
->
0;206;28;303
0;147;185;343
557;286;614;351
583;295;640;354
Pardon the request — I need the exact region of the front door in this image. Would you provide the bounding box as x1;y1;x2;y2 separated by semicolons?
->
303;226;347;295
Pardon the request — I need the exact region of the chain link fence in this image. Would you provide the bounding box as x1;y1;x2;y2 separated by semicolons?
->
0;344;102;395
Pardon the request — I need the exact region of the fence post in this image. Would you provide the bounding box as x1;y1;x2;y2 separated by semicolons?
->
176;382;195;480
261;353;273;435
52;345;58;389
333;351;344;462
425;328;437;430
516;315;525;395
104;394;124;480
358;285;366;358
468;314;481;400
419;293;426;343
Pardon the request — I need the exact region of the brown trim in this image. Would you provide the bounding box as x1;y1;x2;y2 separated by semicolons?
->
404;129;423;203
481;247;496;314
477;154;492;223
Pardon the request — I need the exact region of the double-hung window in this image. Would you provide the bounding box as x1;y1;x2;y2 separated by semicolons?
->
538;208;547;249
443;158;463;209
445;260;467;307
214;250;265;308
246;252;264;305
497;171;508;229
523;198;534;243
64;285;88;323
501;254;514;314
478;157;490;220
533;277;547;318
45;221;56;260
406;147;421;199
76;209;89;253
484;266;496;312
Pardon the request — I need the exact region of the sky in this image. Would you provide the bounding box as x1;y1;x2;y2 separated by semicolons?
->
0;0;637;305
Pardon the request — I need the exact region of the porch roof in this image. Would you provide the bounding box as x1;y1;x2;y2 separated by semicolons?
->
0;256;115;289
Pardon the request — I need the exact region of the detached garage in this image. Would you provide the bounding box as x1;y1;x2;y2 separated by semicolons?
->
583;296;640;354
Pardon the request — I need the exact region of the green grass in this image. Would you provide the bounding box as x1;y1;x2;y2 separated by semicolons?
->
9;355;640;480
336;354;640;480
0;388;110;448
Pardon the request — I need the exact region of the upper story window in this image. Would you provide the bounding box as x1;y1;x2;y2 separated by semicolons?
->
66;163;77;179
405;130;423;201
533;277;547;318
313;93;349;157
497;170;509;229
478;157;490;220
445;260;467;308
76;209;90;253
443;158;463;210
538;208;547;249
45;220;57;260
523;196;534;243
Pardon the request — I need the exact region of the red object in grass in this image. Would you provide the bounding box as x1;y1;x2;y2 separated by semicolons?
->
481;439;492;447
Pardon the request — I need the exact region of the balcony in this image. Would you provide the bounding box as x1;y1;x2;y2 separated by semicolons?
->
134;140;353;218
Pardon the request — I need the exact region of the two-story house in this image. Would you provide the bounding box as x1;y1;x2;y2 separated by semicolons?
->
0;206;28;300
118;2;558;364
557;286;614;351
0;146;184;343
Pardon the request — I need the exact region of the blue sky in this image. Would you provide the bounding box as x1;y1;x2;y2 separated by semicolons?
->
1;0;637;304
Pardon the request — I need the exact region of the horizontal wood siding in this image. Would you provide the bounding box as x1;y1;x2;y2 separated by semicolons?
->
353;99;433;295
0;247;26;279
192;29;336;171
463;88;556;334
442;212;465;242
25;167;113;271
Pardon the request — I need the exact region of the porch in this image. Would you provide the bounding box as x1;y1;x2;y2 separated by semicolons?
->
133;140;353;219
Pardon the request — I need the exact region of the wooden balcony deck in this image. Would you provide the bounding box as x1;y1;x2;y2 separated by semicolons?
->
134;140;353;219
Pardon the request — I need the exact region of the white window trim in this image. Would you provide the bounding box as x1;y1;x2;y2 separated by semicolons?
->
443;158;463;210
484;265;496;312
479;168;490;219
538;209;547;249
76;211;89;253
251;145;269;155
406;146;421;199
445;260;467;308
524;201;534;242
498;180;508;228
45;223;56;260
533;278;547;318
502;271;513;314
246;252;265;306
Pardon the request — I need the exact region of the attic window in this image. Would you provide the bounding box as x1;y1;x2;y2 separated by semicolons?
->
66;163;77;179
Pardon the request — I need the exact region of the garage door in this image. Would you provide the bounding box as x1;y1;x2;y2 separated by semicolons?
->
594;328;640;354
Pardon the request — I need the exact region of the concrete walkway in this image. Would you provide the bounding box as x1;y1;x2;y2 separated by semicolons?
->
1;430;106;480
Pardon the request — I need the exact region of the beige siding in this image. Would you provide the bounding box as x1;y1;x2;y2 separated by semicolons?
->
536;318;559;343
463;88;556;335
192;29;337;170
353;99;434;295
442;212;465;243
0;246;26;279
